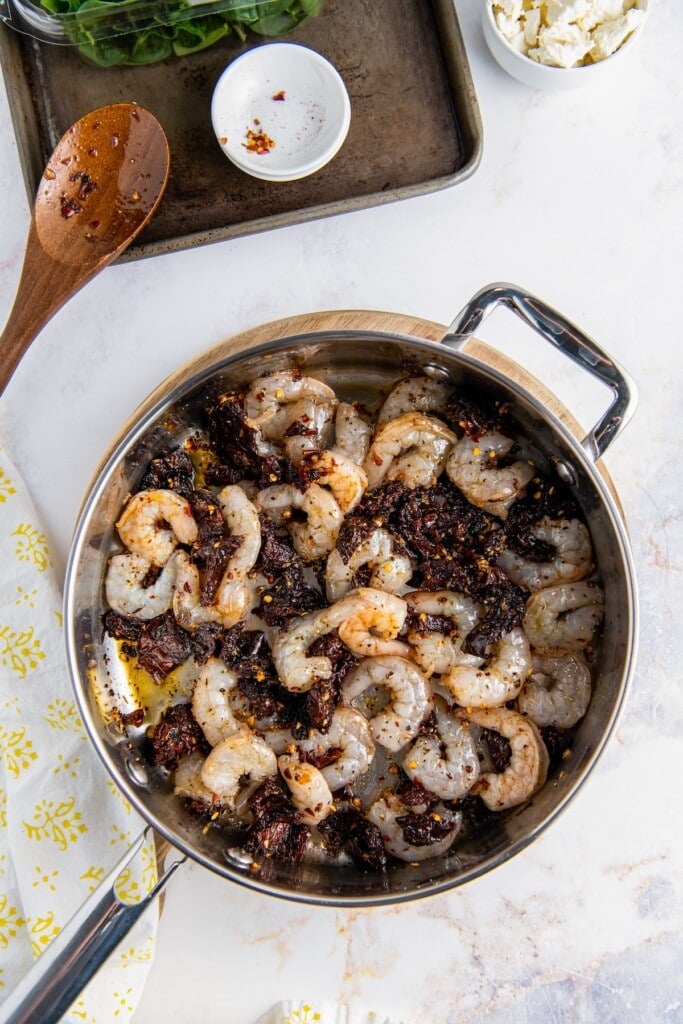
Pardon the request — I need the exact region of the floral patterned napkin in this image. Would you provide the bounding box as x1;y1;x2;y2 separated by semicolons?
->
0;441;157;1021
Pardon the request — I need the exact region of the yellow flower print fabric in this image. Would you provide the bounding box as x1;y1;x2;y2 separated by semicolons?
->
0;443;157;1021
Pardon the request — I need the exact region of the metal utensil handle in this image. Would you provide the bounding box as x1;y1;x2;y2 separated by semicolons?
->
442;282;637;461
1;830;184;1024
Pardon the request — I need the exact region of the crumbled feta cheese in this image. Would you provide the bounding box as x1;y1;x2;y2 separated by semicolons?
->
490;0;646;68
530;23;593;67
578;0;627;32
588;8;646;59
495;9;523;41
544;0;592;28
493;0;525;19
523;8;542;47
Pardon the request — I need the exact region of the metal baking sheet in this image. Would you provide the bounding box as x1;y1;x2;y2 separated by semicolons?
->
0;0;483;260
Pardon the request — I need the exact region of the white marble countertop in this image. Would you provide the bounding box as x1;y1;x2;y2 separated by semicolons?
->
1;1;681;1021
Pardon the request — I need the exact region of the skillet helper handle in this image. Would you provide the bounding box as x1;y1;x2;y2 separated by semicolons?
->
442;282;638;461
1;830;184;1024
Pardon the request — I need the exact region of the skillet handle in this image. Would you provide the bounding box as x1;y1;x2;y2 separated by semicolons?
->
441;282;638;461
0;829;184;1024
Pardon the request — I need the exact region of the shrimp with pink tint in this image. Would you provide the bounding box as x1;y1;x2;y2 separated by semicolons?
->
363;412;457;489
271;587;408;693
116;488;197;566
278;754;334;825
446;430;535;518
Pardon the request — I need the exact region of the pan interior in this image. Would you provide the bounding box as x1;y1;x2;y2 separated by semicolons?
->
65;331;636;905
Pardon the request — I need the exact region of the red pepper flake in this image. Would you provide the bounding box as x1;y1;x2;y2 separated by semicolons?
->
89;219;101;229
88;147;98;157
272;90;286;101
69;170;98;200
60;194;82;219
243;124;276;155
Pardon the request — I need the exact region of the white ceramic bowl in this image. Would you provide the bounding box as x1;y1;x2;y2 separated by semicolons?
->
211;42;351;181
482;1;649;90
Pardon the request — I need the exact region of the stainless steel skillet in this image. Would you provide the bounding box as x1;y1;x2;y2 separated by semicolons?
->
3;284;638;1024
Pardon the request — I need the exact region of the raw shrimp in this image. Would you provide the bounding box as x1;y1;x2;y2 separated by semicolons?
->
363;412;457;489
523;581;605;652
406;590;480;676
116;488;198;566
303;448;368;514
174;751;214;805
271;587;409;692
498;516;593;591
443;627;532;708
445;431;535;518
401;699;480;801
462;706;549;811
342;656;433;752
105;551;177;619
278;754;334;825
336;588;410;659
334;402;373;465
366;792;461;862
296;707;375;791
325;527;413;603
244;371;337;459
517;652;592;729
282;399;337;465
377;377;450;424
200;729;277;808
216;485;261;577
256;482;343;560
173;550;250;629
191;657;240;747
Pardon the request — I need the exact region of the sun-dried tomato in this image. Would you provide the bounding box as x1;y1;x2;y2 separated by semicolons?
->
396;810;457;846
318;807;387;872
137;611;193;682
258;563;325;628
139;447;195;497
245;779;310;865
147;703;208;770
102;609;143;642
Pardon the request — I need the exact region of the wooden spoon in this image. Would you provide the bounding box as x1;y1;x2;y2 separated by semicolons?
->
0;102;170;395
